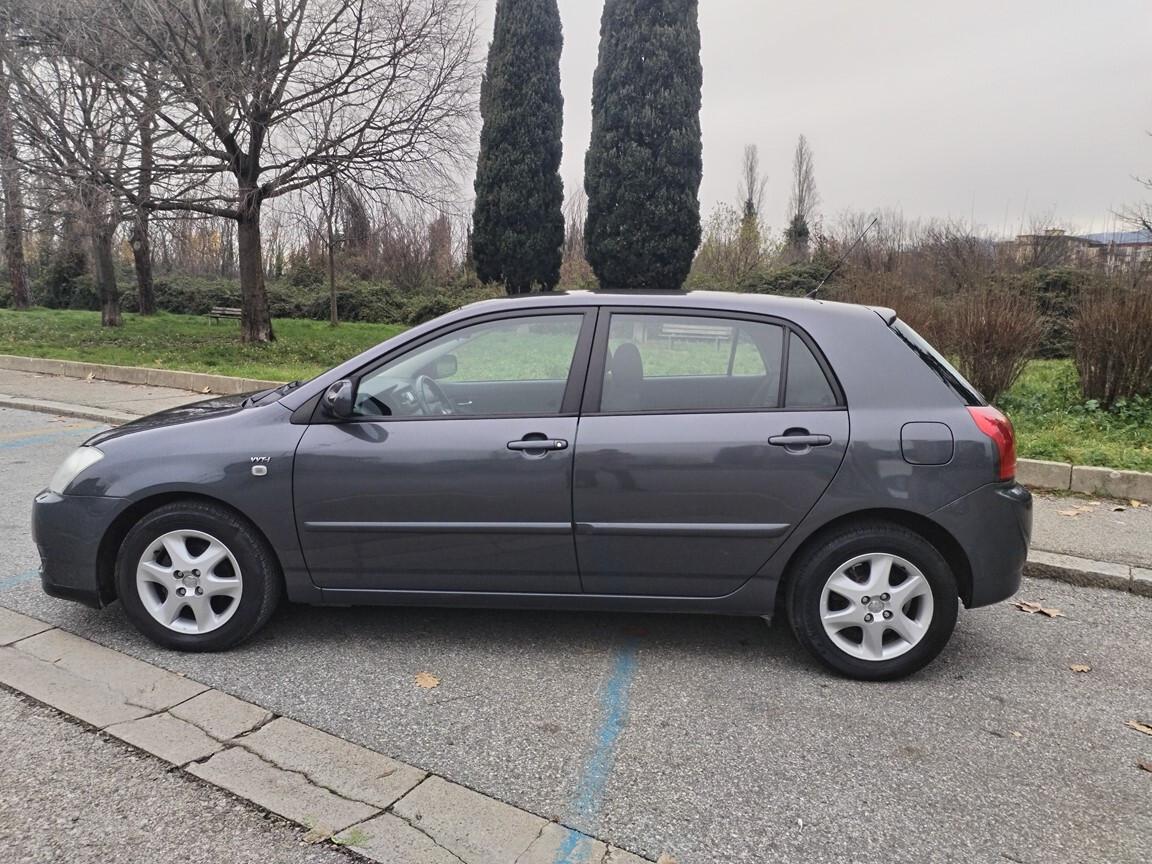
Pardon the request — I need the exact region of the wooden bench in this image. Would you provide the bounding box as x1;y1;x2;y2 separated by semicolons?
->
661;322;731;349
207;306;242;324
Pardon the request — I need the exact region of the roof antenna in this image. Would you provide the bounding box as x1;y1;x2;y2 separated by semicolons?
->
806;217;878;299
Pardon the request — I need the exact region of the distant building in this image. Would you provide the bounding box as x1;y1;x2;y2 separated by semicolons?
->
1003;228;1152;271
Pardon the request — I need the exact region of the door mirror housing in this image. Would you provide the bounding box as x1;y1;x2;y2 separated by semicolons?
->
321;379;354;419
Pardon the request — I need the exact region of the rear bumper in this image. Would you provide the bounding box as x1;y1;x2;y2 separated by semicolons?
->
932;481;1032;608
31;491;127;609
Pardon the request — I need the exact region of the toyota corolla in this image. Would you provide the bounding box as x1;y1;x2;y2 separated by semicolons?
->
33;291;1031;679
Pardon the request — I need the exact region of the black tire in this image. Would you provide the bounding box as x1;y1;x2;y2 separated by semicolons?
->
115;500;282;652
786;522;959;681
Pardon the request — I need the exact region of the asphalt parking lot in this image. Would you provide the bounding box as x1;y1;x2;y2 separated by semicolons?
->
2;405;1150;864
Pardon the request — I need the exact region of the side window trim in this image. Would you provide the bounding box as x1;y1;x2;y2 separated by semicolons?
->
311;308;597;424
581;306;844;416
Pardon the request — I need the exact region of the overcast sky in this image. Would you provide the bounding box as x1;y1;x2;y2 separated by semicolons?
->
471;0;1151;237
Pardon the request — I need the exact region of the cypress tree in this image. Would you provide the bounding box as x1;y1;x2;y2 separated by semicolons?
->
471;0;565;294
584;0;703;291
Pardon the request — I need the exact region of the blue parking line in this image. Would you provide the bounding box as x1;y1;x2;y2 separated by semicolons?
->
0;430;85;451
554;641;639;863
0;570;39;593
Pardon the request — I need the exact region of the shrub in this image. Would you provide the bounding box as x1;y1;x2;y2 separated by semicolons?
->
1074;279;1152;408
937;286;1047;403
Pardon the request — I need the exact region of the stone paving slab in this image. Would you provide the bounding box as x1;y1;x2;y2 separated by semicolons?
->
239;717;427;810
517;822;609;864
15;627;207;711
334;813;465;864
188;746;379;836
0;645;153;728
0;612;653;862
106;711;224;765
392;776;549;864
0;606;53;645
169;688;273;740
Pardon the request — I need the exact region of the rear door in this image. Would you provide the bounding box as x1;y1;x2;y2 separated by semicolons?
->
572;309;849;597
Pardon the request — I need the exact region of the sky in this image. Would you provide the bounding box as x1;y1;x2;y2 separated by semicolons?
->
471;0;1152;237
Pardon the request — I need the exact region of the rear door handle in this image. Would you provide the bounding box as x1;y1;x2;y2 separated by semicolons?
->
507;439;568;452
768;434;832;447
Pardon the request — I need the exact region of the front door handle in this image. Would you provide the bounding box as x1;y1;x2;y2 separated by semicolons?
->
507;438;569;452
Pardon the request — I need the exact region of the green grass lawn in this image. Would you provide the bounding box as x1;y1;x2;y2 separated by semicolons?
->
2;308;1150;471
0;308;405;381
998;360;1152;473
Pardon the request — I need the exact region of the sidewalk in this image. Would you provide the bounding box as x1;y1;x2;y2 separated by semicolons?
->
2;366;1149;579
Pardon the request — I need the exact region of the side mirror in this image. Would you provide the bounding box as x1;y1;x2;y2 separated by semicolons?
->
428;353;458;379
321;379;354;420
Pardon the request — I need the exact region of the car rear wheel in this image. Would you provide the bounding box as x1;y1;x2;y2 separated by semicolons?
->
116;501;282;651
786;523;958;680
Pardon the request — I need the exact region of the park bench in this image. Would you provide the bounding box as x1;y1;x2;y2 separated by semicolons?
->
661;321;731;349
207;306;242;324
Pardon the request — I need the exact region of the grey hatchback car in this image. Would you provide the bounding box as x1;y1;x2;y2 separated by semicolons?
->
33;291;1031;679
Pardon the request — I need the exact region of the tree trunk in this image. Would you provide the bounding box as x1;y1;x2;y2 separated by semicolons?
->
236;205;274;343
132;71;157;314
130;214;155;314
326;202;338;327
0;61;28;309
92;222;121;327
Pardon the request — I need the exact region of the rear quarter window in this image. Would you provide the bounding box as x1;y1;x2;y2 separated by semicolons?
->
890;320;984;406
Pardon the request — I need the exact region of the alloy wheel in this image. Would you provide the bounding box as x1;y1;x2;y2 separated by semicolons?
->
819;552;934;661
135;529;243;635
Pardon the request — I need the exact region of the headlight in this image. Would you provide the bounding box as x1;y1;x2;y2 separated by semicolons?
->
48;446;105;495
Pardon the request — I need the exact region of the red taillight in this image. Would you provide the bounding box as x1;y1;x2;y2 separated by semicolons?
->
968;406;1016;481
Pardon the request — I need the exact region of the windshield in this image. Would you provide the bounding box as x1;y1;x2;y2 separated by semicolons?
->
890;320;985;406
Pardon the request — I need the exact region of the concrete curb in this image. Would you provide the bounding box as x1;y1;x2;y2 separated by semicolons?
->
0;610;652;864
1018;458;1152;503
1025;550;1152;599
0;354;283;396
0;394;139;426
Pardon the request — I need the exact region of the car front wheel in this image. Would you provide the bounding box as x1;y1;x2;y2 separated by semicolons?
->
786;523;959;680
116;500;282;651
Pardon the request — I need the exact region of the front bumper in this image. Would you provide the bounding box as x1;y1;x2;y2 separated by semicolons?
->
31;491;128;609
932;481;1033;608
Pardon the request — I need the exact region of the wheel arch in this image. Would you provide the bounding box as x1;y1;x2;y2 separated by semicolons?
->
96;492;284;604
775;508;974;610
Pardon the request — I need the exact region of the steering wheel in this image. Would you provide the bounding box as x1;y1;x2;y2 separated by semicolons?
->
414;375;454;416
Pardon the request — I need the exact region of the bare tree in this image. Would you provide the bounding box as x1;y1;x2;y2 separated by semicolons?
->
0;30;29;309
9;50;130;326
560;187;593;287
58;0;479;343
785;134;819;262
127;67;158;314
738;144;767;221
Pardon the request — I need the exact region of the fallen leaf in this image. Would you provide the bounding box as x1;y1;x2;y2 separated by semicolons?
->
1013;600;1066;618
201;386;213;394
1057;510;1081;517
414;671;440;689
656;855;678;864
1068;664;1091;673
1010;731;1023;739
1125;719;1152;737
1138;759;1152;773
85;372;95;382
1132;500;1145;509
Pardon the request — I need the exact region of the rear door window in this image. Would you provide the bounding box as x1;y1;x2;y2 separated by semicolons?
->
785;333;837;408
600;314;784;412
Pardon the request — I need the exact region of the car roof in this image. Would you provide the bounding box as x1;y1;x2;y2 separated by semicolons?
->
459;289;889;323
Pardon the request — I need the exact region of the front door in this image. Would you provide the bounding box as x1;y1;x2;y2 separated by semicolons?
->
572;310;849;598
294;310;594;593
